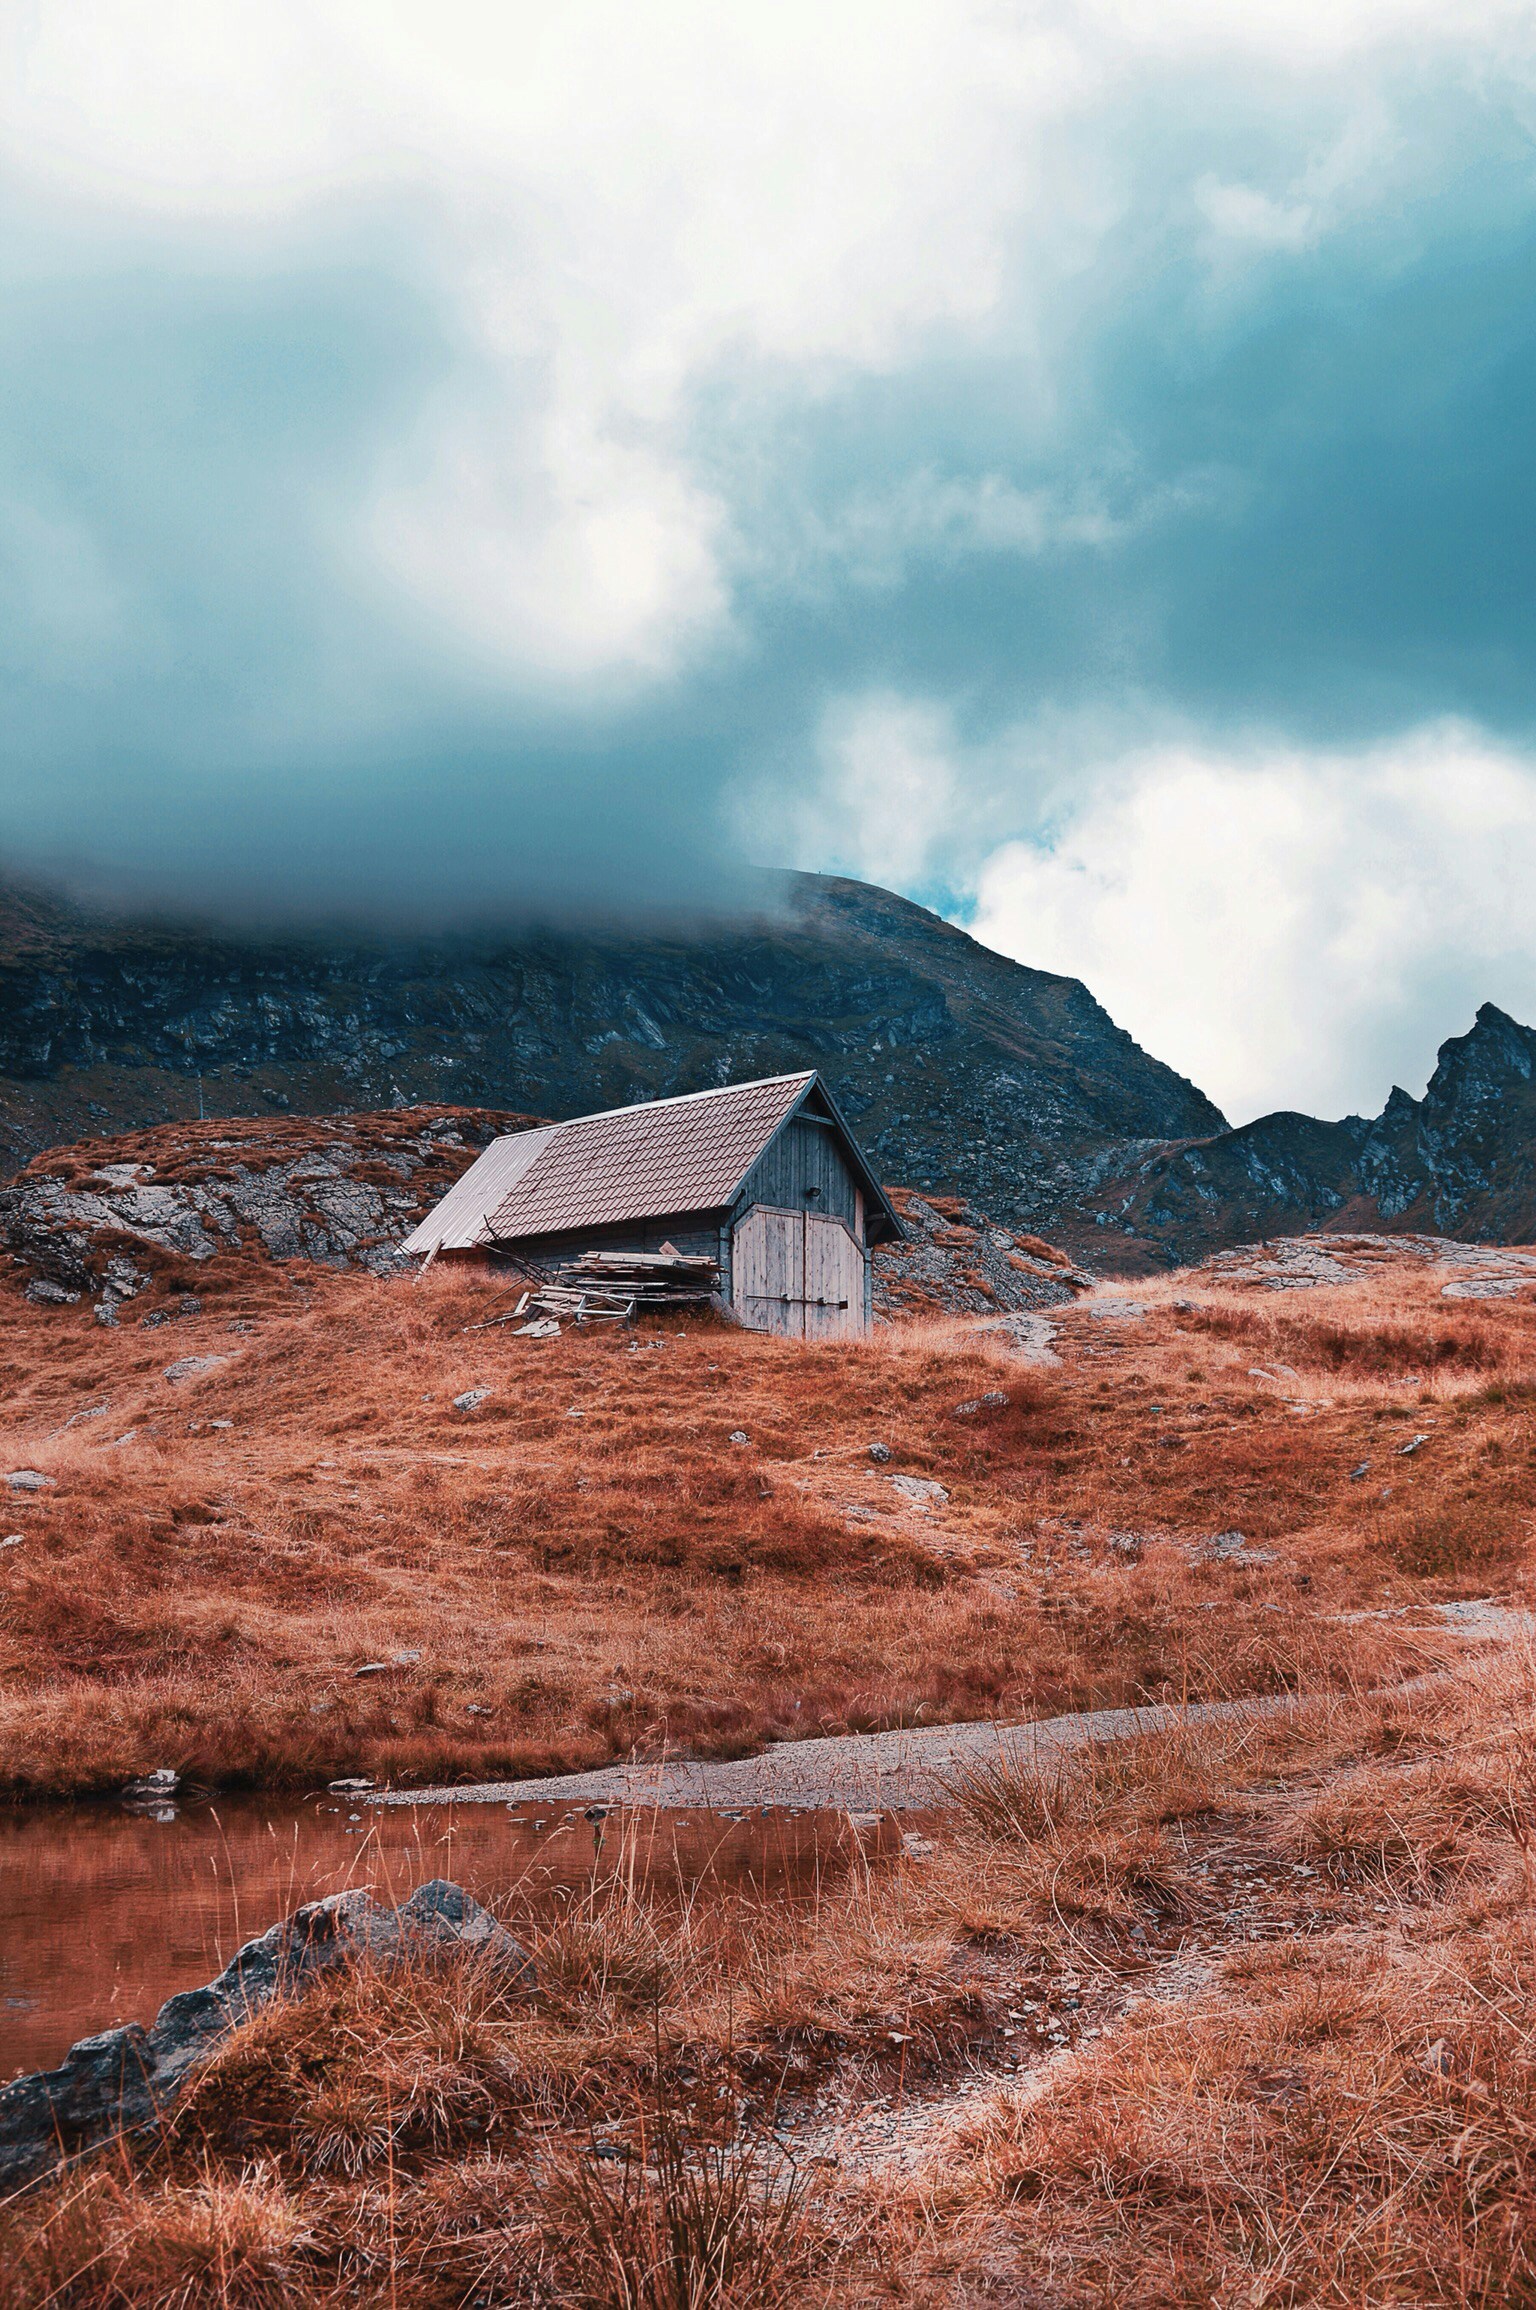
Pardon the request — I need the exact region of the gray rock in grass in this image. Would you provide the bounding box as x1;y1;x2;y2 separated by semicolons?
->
0;1880;533;2191
122;1768;181;1802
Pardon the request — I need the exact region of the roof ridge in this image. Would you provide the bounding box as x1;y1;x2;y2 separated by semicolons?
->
544;1069;817;1135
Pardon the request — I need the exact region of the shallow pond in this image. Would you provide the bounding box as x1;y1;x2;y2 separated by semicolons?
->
1;1793;896;2080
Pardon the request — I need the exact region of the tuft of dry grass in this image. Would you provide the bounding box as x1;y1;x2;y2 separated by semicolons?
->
548;2109;813;2309
1386;1496;1529;1576
0;2163;315;2310
943;1714;1263;1846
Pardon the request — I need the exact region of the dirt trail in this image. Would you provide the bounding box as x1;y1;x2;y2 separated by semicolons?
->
785;1617;1533;2187
796;1951;1219;2183
373;1603;1528;1815
374;1694;1293;1815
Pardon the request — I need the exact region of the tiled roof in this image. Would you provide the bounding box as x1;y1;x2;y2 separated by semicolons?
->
486;1073;814;1240
398;1124;559;1255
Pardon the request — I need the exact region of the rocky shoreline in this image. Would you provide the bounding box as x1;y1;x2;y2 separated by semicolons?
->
0;1880;531;2194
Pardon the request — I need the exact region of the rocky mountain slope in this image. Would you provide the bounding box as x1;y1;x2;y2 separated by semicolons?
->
2;869;1532;1266
1065;1004;1536;1265
876;1189;1091;1318
0;1107;537;1316
0;871;1221;1241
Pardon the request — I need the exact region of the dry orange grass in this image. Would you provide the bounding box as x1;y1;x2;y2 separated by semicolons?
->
6;1659;1535;2306
916;1922;1536;2307
856;1647;1536;2308
0;1248;1531;1795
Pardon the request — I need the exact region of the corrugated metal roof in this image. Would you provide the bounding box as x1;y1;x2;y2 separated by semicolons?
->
398;1124;560;1254
486;1072;814;1241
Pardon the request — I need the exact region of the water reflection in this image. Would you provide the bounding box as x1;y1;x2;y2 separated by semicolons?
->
0;1795;894;2079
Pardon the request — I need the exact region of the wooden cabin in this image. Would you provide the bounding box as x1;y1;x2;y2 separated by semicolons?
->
399;1071;902;1339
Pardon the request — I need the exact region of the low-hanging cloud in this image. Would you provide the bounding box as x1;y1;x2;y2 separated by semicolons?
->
2;0;1536;1092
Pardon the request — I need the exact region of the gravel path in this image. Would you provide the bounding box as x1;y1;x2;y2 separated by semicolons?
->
374;1692;1295;1814
371;1601;1529;1817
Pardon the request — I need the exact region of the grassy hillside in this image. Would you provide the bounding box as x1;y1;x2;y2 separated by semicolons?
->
2;1240;1535;2302
1;1238;1530;1797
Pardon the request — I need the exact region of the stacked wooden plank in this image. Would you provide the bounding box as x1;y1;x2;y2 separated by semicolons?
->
518;1245;720;1324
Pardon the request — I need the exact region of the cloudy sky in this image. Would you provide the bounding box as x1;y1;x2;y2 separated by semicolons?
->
6;2;1536;1122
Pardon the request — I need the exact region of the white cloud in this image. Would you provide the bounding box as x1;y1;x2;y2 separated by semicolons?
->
1196;179;1321;252
0;2;1069;681
4;1;1531;686
750;693;970;893
366;401;731;683
967;724;1536;1123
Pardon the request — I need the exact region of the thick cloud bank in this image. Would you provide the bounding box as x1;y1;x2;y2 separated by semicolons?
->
969;727;1536;1126
5;3;1536;1090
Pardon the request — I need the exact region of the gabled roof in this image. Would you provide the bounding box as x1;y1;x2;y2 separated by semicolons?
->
399;1071;902;1254
396;1122;560;1255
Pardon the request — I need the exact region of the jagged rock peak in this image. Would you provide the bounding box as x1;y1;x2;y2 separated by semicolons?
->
1430;1002;1536;1095
1053;1000;1536;1266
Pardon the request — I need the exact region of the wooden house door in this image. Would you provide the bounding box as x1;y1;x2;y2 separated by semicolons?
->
732;1206;864;1339
802;1214;864;1340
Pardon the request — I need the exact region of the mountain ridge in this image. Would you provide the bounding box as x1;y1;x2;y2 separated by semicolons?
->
0;870;1222;1237
1067;1002;1536;1262
0;866;1530;1264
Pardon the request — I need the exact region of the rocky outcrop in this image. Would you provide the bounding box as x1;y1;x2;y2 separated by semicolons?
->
0;870;1223;1243
874;1190;1091;1318
0;1879;532;2192
1063;1006;1536;1265
1191;1231;1536;1297
0;1105;1094;1312
0;1105;538;1307
1355;1004;1536;1236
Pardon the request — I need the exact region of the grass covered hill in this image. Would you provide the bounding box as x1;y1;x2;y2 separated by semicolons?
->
0;1207;1531;1799
2;1225;1535;2303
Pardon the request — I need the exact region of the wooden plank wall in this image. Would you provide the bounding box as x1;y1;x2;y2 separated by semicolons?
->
733;1115;861;1233
731;1206;802;1337
487;1213;726;1267
803;1213;863;1339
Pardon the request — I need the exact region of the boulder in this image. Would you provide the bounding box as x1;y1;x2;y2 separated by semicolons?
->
0;1879;533;2191
162;1355;227;1384
887;1473;949;1509
122;1768;181;1802
24;1279;78;1307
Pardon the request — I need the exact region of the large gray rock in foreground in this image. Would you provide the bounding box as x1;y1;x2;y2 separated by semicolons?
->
0;1879;532;2193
